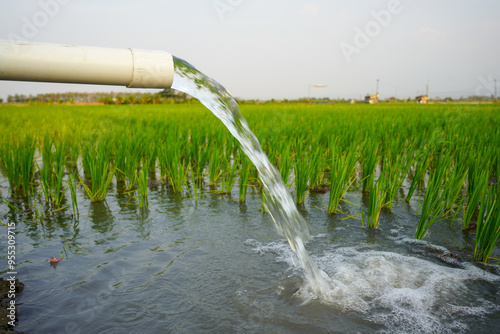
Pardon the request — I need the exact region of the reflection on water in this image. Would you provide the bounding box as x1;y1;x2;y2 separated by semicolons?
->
89;201;115;234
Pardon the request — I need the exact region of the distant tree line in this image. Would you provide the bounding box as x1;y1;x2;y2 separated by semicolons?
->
1;91;497;105
3;89;196;105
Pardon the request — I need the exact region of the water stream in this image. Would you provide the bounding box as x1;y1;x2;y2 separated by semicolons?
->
171;56;330;295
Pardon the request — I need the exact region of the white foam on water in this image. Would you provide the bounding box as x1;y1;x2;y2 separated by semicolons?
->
247;239;500;333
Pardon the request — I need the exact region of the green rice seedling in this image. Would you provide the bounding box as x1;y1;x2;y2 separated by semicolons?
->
277;143;293;186
158;128;175;183
495;151;500;197
327;141;358;214
382;136;415;211
442;159;468;214
208;143;223;186
220;155;238;195
81;142;115;202
367;173;386;229
308;148;326;191
159;141;189;193
144;132;159;178
361;139;379;193
212;128;231;180
0;136;36;197
474;185;500;263
239;154;251;202
294;139;309;204
463;169;489;230
382;157;404;212
29;197;67;223
463;151;491;230
0;198;21;213
113;137;128;183
189;136;209;195
415;149;450;240
188;163;200;201
405;145;432;203
137;159;148;208
38;135;66;206
64;132;81;172
123;134;144;191
67;172;79;216
32;199;44;223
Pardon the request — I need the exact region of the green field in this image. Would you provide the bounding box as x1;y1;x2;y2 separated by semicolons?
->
1;103;499;262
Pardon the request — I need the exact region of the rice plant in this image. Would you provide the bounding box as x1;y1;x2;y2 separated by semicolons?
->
38;135;67;206
381;150;409;211
442;158;468;217
67;172;79;216
0;136;36;197
220;155;238;195
474;185;500;263
81;142;115;202
238;154;251;202
415;148;450;240
159;141;188;193
361;139;379;193
308;148;326;191
366;173;386;229
144;132;159;178
208;143;223;186
123;135;144;191
463;149;492;230
137;159;149;208
294;139;309;205
188;134;209;196
327;140;357;214
277;142;293;186
405;145;432;203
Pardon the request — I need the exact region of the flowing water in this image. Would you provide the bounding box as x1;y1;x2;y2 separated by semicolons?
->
171;56;329;296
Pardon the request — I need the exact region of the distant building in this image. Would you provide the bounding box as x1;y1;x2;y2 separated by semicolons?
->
415;95;429;104
350;99;355;104
365;93;379;104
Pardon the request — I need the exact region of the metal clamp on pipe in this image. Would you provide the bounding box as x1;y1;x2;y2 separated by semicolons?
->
0;40;174;89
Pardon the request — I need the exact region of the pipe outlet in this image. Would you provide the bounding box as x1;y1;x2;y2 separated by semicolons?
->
0;40;174;89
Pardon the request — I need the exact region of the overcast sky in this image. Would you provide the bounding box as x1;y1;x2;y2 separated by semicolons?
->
0;0;499;100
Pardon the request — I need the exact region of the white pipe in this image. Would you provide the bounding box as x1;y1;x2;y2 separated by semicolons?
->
0;41;174;88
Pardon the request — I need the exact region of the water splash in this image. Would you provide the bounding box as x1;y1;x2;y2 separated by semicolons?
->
248;239;500;333
171;56;329;295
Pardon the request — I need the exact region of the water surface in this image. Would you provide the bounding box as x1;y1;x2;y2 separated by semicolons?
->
2;183;499;333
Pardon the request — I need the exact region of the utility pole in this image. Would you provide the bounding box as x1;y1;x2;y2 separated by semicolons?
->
376;79;379;95
426;80;429;97
495;79;497;102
